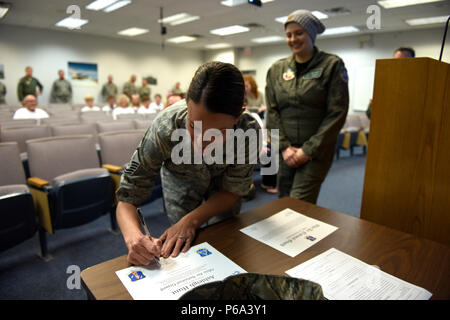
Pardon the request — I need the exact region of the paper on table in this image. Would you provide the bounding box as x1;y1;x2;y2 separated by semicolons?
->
115;242;246;300
285;248;433;300
240;208;338;257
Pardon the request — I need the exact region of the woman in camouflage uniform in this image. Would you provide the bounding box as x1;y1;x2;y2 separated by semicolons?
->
266;10;349;204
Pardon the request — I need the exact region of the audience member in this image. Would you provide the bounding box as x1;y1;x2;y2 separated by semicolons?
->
138;78;151;101
130;94;141;110
137;95;154;114
123;75;137;99
0;81;6;104
171;81;183;95
164;93;182;109
50;69;72;103
13;94;49;119
101;74;118;102
149;93;164;112
112;94;135;120
243;74;266;118
103;95;116;112
81;95;100;112
17;66;43;102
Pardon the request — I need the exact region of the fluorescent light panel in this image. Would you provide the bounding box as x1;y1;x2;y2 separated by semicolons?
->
86;0;117;11
103;0;131;12
205;43;232;49
0;7;9;19
158;13;200;26
210;25;249;36
220;0;247;7
117;27;149;36
167;36;197;43
405;15;449;25
378;0;444;9
55;17;89;29
321;26;359;36
251;36;284;43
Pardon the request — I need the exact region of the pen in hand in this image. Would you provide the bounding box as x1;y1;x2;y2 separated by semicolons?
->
137;207;161;263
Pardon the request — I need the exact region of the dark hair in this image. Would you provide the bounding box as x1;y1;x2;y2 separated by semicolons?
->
187;61;244;118
395;47;415;58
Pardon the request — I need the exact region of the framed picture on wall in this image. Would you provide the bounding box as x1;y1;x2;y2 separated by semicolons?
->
0;64;4;79
68;62;98;87
241;70;256;76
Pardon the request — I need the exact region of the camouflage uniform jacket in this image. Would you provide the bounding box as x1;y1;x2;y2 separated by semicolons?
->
116;99;260;224
101;82;118;101
17;76;43;101
50;79;72;103
265;48;349;160
123;81;137;97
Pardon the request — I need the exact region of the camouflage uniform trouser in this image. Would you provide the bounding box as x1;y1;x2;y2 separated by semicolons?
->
161;166;242;226
277;147;335;204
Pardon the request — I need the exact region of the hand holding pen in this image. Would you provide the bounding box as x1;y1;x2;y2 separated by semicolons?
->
125;207;162;266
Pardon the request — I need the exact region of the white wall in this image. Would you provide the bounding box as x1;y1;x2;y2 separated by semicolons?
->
0;25;204;105
216;27;448;114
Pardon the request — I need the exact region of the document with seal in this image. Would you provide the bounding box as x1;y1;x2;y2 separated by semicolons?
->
240;208;338;257
285;248;433;300
115;242;246;300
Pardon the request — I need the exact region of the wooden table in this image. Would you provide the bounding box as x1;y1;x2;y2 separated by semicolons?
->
81;197;450;300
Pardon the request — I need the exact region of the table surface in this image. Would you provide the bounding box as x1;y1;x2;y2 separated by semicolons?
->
81;197;450;300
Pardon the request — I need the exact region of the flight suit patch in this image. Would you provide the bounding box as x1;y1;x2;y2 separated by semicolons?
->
283;68;295;81
303;69;322;79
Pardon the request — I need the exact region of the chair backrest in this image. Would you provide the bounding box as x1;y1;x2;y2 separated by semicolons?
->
0;119;38;128
116;113;144;120
346;114;363;128
98;130;146;167
80;111;112;123
41;118;80;126
96;120;135;133
51;123;98;141
46;110;80;118
27;135;99;181
0;142;26;185
133;119;153;130
0;125;51;153
46;104;73;111
358;113;370;127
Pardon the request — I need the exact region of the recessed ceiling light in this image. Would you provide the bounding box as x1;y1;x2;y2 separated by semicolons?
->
117;27;149;36
210;25;250;36
251;36;284;43
0;2;11;19
377;0;444;9
321;26;359;36
170;15;200;26
86;0;118;11
405;15;449;25
55;17;89;30
220;0;247;7
167;35;197;43
205;43;232;49
103;0;131;12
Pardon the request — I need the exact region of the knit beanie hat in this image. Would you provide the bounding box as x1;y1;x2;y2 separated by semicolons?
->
284;9;326;43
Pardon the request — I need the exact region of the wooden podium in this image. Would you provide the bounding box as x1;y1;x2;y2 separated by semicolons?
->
361;58;450;246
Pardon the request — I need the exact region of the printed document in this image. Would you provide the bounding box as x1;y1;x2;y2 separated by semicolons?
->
285;248;433;300
240;208;338;257
115;242;246;300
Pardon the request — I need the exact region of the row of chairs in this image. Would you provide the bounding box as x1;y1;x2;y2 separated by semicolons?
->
1;103;104;112
0;119;153;158
336;113;370;159
0;109;159;125
0;130;162;259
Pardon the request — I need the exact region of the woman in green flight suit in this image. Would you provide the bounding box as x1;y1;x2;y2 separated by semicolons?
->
266;9;349;204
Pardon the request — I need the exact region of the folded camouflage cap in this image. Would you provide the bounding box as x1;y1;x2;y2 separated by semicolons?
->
284;9;326;43
179;273;325;300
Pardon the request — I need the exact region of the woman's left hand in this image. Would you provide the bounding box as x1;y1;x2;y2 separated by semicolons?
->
159;215;197;258
292;148;311;168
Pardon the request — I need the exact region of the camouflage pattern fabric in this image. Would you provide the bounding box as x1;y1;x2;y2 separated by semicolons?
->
17;76;43;101
116;99;260;225
50;79;72;103
101;82;118;101
179;273;325;300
